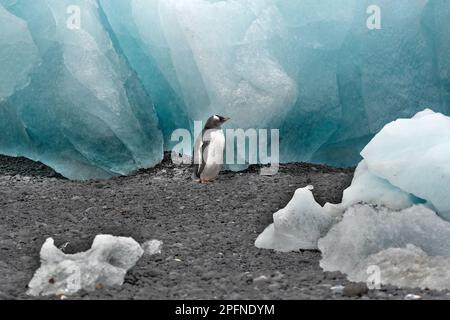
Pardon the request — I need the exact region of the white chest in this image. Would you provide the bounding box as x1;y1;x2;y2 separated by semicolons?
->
206;129;225;162
201;129;225;179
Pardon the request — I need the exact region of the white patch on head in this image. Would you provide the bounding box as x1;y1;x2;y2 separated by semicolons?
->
214;115;220;121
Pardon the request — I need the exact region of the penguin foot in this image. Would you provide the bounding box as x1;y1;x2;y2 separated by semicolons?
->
199;178;210;184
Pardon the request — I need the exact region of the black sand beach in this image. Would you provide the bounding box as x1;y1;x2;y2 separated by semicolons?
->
0;155;447;300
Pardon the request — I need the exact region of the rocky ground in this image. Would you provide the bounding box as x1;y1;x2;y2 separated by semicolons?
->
0;154;448;300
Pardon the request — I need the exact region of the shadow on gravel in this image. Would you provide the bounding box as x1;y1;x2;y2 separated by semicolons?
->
0;155;64;179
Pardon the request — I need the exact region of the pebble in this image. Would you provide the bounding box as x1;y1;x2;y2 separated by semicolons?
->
268;283;280;291
271;271;284;281
253;275;269;283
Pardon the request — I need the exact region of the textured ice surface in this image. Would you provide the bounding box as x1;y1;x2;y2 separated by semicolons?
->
0;0;163;180
362;245;450;291
0;5;39;101
256;108;450;289
255;186;335;251
257;108;450;254
319;205;450;291
115;0;450;166
362;109;450;220
337;160;427;211
1;1;450;177
27;235;143;296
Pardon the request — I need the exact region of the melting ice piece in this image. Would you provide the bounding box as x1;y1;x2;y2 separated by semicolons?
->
170;152;192;166
27;235;143;296
338;160;426;211
142;239;163;256
319;205;450;290
255;186;335;251
361;109;450;220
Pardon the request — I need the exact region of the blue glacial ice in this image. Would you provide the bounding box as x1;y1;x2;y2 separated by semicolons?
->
0;0;449;179
361;109;450;220
257;109;450;252
256;109;450;289
0;0;163;179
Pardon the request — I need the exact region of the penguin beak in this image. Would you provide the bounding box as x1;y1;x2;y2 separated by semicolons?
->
221;117;231;123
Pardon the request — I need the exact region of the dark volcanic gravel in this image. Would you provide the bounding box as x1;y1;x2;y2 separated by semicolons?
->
0;154;448;300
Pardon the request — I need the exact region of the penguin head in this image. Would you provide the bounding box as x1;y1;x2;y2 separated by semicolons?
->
205;115;231;129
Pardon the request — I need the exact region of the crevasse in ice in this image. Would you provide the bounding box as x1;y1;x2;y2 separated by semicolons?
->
1;0;449;179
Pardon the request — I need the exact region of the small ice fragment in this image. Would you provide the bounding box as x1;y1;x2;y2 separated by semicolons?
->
330;285;345;294
142;240;163;255
171;152;192;165
253;275;269;283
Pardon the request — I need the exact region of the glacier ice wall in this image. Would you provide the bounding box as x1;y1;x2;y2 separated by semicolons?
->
0;0;163;179
1;0;450;178
0;5;39;101
110;0;449;166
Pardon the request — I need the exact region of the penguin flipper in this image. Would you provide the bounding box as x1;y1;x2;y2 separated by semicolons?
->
197;140;210;178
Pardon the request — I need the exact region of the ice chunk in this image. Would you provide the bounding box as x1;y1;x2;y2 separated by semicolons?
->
170;152;192;166
361;109;450;220
0;1;163;180
319;205;450;290
339;160;426;211
255;186;335;251
27;235;143;296
142;239;163;256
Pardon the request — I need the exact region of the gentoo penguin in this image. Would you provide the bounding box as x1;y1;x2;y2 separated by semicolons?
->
193;115;230;183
